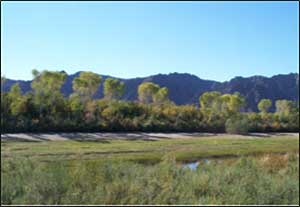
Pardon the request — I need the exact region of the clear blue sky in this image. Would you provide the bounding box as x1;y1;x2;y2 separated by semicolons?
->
1;1;299;81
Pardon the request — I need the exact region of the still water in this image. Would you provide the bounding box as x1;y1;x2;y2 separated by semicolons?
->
183;159;211;170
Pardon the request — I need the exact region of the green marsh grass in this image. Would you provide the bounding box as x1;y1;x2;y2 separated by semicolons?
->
1;153;299;205
1;134;299;205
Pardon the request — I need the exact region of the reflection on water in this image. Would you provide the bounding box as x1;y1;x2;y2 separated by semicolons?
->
183;161;199;170
183;159;210;170
182;158;237;170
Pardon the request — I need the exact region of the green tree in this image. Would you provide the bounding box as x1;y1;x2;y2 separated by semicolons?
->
199;92;246;132
1;92;10;131
229;92;246;113
31;70;67;128
219;92;246;114
258;99;272;113
137;82;160;104
220;94;231;113
225;115;249;134
153;87;169;105
5;84;36;131
8;84;25;116
69;94;83;112
72;72;102;101
31;70;67;95
70;72;101;127
103;78;125;100
275;100;293;117
1;77;10;131
84;100;100;125
199;91;222;110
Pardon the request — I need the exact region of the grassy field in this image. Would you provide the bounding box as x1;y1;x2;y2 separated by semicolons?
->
1;133;299;205
1;134;299;163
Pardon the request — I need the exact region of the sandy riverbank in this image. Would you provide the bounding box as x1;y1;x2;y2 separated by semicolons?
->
1;132;298;142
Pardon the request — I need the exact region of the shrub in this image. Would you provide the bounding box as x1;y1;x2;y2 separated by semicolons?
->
225;116;249;134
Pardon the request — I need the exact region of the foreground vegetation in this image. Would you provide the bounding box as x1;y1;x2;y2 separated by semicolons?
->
1;153;299;205
1;70;299;133
1;134;299;204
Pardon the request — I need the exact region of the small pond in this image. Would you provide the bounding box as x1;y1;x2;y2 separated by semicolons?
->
182;159;216;170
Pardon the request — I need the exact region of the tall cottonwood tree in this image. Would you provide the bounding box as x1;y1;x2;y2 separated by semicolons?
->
72;72;102;101
138;82;170;105
153;87;169;105
258;99;272;113
103;78;125;100
199;91;222;110
275;100;294;117
31;70;67;124
71;72;102;124
8;84;24;116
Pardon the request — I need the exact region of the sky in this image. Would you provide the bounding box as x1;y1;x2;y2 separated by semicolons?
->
1;1;299;81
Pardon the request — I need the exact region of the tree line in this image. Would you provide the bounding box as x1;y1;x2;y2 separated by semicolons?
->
1;70;299;133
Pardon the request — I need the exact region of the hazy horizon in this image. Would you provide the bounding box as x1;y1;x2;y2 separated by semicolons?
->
1;1;299;81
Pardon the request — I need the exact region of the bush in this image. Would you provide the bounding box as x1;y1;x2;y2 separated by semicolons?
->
225;116;249;134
